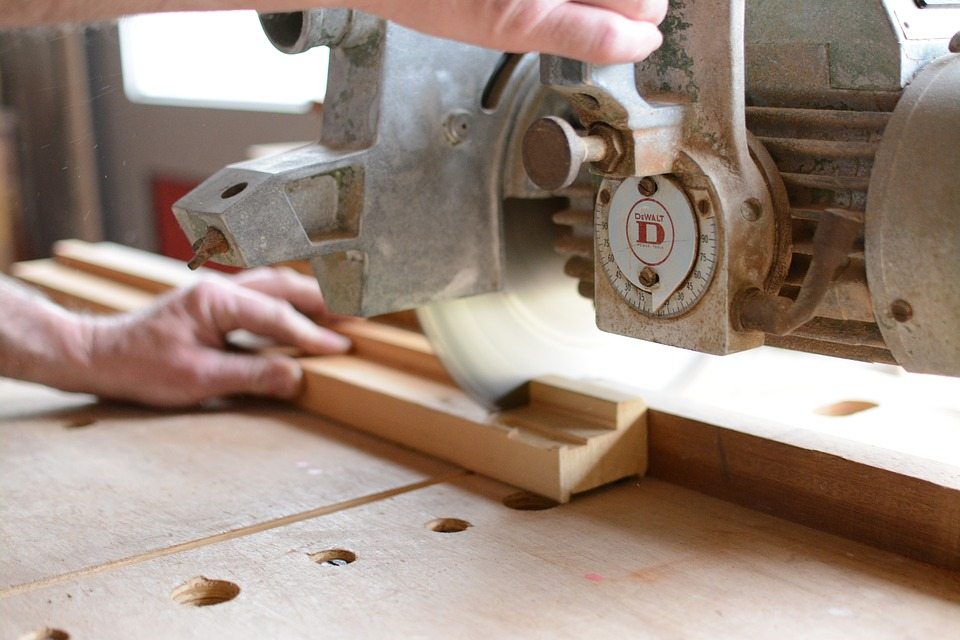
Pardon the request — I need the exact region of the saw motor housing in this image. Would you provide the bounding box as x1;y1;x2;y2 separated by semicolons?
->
172;0;960;378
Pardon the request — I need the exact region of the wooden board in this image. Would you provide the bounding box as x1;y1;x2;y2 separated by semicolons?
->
9;258;154;313
298;363;646;501
51;239;197;294
646;409;960;571
0;379;457;591
2;473;958;639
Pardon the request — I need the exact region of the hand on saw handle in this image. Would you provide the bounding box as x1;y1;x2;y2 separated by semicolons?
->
351;0;669;63
0;269;351;408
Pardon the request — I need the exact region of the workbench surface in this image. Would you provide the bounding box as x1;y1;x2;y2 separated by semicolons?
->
2;378;959;639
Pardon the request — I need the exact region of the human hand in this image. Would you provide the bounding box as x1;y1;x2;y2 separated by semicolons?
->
75;267;350;407
350;0;668;64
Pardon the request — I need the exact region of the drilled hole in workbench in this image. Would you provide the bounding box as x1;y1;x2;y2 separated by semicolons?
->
309;549;356;566
426;518;472;533
65;417;96;429
171;576;240;607
502;491;560;511
19;628;69;640
815;401;878;417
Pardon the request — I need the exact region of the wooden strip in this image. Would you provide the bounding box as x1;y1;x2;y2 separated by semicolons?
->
10;259;154;313
297;357;647;502
342;320;454;385
52;239;195;293
646;409;960;571
14;257;454;384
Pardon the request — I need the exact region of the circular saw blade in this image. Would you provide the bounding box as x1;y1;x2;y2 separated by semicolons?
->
417;199;703;408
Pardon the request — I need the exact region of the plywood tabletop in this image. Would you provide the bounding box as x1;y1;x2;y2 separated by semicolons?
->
0;379;456;591
2;379;959;639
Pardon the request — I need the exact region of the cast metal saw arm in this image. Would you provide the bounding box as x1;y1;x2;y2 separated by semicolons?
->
172;1;960;406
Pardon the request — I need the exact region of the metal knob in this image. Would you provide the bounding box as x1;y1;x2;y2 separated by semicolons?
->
522;116;610;191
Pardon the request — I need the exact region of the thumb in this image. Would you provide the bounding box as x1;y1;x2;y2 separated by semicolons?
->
198;352;304;400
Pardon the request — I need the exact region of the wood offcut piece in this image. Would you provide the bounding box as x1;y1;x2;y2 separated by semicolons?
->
12;245;648;503
298;366;646;501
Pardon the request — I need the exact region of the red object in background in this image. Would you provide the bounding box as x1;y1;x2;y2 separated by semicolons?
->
152;175;238;273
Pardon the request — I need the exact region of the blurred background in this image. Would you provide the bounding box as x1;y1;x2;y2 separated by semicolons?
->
0;11;329;269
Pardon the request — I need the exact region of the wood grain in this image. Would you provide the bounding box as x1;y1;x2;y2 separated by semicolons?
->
51;239;196;293
297;360;647;501
2;474;958;639
646;409;960;571
0;379;456;591
10;258;153;313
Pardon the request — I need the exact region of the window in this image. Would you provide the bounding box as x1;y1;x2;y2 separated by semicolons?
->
118;11;328;113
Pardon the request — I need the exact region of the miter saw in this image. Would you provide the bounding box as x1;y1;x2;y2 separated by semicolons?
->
172;0;960;407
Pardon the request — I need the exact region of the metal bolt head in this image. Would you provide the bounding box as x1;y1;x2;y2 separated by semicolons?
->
638;177;658;197
891;299;913;323
639;266;660;289
588;122;626;174
443;111;471;146
740;198;763;222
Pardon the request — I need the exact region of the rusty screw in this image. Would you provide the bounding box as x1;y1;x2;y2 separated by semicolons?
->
522;116;610;191
890;299;913;323
638;177;658;197
639;266;660;289
188;227;230;271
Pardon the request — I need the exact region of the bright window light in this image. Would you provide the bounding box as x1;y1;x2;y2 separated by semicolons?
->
118;11;328;113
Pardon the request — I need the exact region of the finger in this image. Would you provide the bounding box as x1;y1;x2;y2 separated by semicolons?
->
232;267;356;325
192;351;304;400
232;267;329;318
577;0;668;24
193;281;351;354
522;6;664;64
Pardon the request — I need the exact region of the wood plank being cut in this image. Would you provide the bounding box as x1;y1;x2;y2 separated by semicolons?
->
2;474;958;639
12;252;649;503
298;362;646;501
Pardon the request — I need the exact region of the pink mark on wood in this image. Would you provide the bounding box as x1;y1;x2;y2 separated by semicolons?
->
585;573;605;583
